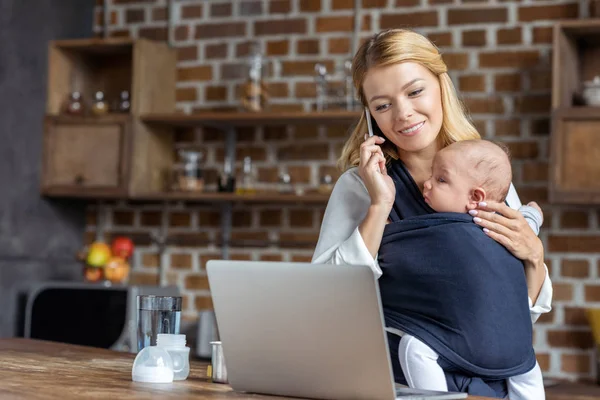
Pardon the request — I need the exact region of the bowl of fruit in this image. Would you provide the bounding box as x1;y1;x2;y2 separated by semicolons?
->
80;236;134;284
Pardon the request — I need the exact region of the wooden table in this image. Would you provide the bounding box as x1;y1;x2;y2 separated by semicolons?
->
0;339;596;399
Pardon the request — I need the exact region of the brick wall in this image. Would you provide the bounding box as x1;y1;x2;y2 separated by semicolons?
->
90;0;600;382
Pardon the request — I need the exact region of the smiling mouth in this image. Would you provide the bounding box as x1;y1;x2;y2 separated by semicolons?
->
400;121;425;135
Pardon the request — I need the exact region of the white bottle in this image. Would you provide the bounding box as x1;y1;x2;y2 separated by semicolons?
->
156;333;190;381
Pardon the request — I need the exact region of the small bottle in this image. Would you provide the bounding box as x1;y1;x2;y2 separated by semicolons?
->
278;173;293;194
118;90;131;113
156;334;190;381
236;156;256;195
218;157;236;193
65;91;84;115
318;174;334;194
92;91;108;116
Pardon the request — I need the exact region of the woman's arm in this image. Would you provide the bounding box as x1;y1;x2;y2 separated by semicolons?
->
311;169;385;277
471;183;552;315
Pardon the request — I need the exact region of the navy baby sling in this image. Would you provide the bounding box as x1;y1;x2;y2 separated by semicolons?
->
378;159;536;398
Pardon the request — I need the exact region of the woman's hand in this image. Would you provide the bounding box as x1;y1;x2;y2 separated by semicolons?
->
357;135;396;210
468;201;544;265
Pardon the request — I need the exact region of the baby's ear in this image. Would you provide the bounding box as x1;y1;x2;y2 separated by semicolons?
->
468;188;486;208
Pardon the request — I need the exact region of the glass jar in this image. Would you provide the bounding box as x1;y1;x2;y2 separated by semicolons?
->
218;157;236;193
318;174;334;194
278;173;293;194
65;91;84;115
236;156;256;195
239;43;268;112
173;150;204;192
118;90;131;113
92;91;108;116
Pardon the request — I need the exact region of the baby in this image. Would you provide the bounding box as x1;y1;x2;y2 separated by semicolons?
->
400;139;544;400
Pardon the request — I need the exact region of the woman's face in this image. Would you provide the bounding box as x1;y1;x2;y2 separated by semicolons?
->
362;62;443;155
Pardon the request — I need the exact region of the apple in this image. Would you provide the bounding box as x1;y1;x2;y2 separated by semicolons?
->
86;242;111;267
84;267;103;282
111;236;134;259
104;256;130;283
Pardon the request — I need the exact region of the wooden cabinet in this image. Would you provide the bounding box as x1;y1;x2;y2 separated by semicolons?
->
41;116;132;198
550;20;600;204
40;37;176;199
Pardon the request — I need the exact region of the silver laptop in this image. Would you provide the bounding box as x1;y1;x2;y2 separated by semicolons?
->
206;260;467;400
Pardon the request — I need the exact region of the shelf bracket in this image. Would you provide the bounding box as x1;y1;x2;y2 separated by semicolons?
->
150;201;169;287
220;126;237;260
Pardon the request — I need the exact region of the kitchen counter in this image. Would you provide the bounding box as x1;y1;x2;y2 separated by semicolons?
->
0;338;596;399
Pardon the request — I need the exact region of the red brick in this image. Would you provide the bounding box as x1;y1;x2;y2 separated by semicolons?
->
181;5;202;19
301;0;322;11
142;253;159;268
560;211;590;229
586;285;600;302
530;118;549;135
380;11;438;28
289;210;314;228
494;119;520;137
564;307;590;326
297;39;320;54
397;0;420;5
152;7;167;21
562;259;590;278
170;253;192;269
316;16;353;33
288;166;312;184
505;141;538;159
479;51;540;68
125;8;145;23
561;354;591;374
265;82;289;98
198;210;220;227
169;211;191;227
277;144;330;160
329;37;350;54
537;353;550;372
549;236;600;253
260;253;283;261
497;27;521;45
331;0;353;8
204;43;227;60
529;71;551;91
427;32;452;47
463;96;504;114
113;210;134;226
519;3;579;22
178;66;212;81
240;0;263;15
210;3;232;17
177;45;197;61
537;308;555;323
174;26;189;41
547;329;594;349
514;94;551;114
258;167;280;183
205;86;227;102
129;271;158;286
195;22;245;39
295;82;316;98
495;73;521;92
522;162;548;182
462;30;486;47
255;18;306;35
232;211;252;227
552;283;574;301
140;211;161;227
533;26;553;44
443;53;469;70
279;232;320;248
267;39;289;56
185;274;210;290
269;0;291;13
139;27;167;41
282;60;334;76
459;75;485;92
195;296;214;310
447;8;507;25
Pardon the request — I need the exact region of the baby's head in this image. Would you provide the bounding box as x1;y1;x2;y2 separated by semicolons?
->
423;139;512;213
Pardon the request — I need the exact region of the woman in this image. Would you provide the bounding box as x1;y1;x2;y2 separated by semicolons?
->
311;29;552;397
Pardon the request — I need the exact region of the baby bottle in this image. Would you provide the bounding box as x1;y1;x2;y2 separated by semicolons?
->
157;333;190;381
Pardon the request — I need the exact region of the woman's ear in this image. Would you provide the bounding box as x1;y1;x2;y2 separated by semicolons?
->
468;188;486;208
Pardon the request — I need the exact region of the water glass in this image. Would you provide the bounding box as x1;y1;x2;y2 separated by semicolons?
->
137;295;182;352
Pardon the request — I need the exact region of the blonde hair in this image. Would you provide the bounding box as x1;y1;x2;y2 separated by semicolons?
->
338;29;480;171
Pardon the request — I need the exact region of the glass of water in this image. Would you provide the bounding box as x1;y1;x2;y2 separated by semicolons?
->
137;295;182;352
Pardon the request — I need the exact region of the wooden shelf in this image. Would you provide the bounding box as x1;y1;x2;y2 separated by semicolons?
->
129;191;331;204
141;110;361;127
51;37;134;54
553;106;600;119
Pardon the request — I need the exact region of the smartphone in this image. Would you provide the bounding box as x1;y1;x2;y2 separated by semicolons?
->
364;107;384;138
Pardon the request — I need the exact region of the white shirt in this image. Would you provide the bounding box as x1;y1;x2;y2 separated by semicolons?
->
311;167;553;324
